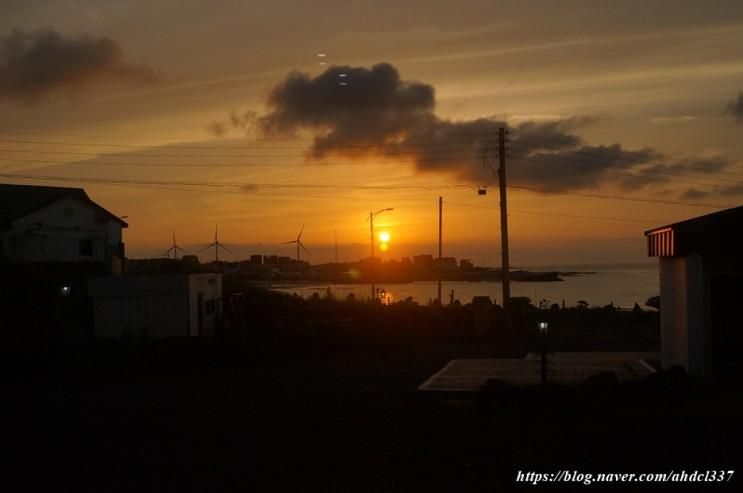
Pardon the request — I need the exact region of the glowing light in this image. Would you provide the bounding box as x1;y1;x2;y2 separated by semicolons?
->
379;243;389;252
379;231;390;243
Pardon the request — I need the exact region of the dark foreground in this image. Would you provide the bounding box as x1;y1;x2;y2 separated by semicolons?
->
4;340;742;492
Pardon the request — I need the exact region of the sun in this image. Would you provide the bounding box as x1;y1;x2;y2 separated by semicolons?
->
379;231;390;243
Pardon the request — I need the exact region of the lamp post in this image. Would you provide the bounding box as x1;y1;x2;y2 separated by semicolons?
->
538;321;549;386
369;208;393;301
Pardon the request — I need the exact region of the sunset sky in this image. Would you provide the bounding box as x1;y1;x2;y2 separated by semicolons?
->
2;1;743;265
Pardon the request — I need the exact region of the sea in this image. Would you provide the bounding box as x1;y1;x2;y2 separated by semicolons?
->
271;261;660;309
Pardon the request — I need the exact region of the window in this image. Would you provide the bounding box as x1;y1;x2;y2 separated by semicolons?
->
206;299;215;315
79;238;93;257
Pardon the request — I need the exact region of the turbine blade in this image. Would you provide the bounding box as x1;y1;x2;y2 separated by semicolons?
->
298;224;304;240
280;240;297;245
198;243;214;252
299;241;310;255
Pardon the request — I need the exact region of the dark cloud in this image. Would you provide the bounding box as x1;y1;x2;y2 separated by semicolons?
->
725;92;743;123
207;120;228;137
0;28;157;103
681;188;711;200
223;62;741;198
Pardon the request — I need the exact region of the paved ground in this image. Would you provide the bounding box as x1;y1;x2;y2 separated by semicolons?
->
3;344;741;492
419;352;659;391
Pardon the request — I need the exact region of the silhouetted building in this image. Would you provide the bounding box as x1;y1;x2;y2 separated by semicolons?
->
436;257;458;270
459;258;474;270
413;254;434;269
0;184;127;274
182;255;200;265
88;273;222;339
250;254;263;265
646;205;743;376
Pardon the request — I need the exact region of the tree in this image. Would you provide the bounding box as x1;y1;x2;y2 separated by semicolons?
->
645;295;660;310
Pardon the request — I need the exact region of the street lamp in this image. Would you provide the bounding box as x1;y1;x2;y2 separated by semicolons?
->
368;208;393;300
538;321;549;385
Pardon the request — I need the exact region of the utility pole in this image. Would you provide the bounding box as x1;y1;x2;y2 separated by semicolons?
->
438;196;443;305
497;127;512;331
368;208;393;302
370;211;375;300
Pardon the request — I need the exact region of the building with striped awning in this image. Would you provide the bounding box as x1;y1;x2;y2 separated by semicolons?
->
645;205;743;376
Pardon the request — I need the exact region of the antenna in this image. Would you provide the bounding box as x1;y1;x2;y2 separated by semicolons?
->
163;229;188;259
199;224;231;262
280;225;310;261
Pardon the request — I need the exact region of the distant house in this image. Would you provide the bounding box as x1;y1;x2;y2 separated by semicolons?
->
88;273;223;339
0;184;127;274
645;206;743;376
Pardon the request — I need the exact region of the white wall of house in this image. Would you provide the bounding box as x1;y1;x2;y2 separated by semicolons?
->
93;294;190;339
89;274;222;340
659;254;709;376
1;195;122;263
188;274;223;337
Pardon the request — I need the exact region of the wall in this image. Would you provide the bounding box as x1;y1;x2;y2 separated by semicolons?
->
93;294;189;339
659;254;708;376
188;274;223;337
2;195;122;264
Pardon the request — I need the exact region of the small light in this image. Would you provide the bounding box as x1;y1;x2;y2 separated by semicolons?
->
339;82;347;86
60;285;71;296
538;321;548;333
338;73;347;77
317;53;326;57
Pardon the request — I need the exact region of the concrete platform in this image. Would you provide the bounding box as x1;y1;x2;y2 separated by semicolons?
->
418;352;658;392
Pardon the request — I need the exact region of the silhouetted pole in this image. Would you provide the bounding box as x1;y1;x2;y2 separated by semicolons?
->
370;212;375;300
497;127;512;331
369;208;393;301
438;196;442;305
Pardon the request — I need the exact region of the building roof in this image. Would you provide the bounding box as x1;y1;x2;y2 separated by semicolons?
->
645;205;743;257
0;183;128;229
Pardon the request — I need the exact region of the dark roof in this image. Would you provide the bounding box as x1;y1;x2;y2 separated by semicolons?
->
645;205;743;257
0;183;128;229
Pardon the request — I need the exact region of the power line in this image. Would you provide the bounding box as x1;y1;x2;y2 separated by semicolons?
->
506;183;732;208
445;200;666;224
0;137;485;151
0;154;478;168
0;172;473;191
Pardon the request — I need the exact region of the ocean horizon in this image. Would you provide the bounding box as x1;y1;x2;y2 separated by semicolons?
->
272;261;660;308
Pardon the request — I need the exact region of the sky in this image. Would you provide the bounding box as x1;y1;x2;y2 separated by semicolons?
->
2;0;743;266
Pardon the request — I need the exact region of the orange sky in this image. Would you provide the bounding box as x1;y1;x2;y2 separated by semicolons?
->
2;1;743;265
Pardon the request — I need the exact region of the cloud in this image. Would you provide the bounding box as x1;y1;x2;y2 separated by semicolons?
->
725;91;743;123
650;116;698;124
207;120;228;137
0;28;157;103
219;62;741;198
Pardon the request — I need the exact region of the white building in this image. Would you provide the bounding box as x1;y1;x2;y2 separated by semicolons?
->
0;184;127;274
88;273;223;339
645;206;743;376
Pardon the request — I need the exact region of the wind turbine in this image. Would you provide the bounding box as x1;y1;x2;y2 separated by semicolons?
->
281;225;309;261
199;224;231;262
163;230;188;259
